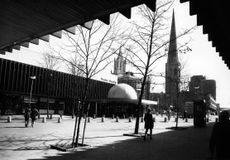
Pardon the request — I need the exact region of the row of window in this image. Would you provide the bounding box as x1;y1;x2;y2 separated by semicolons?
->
0;58;113;99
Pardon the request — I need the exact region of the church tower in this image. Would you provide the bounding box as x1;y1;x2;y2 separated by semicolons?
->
165;10;180;108
113;48;126;75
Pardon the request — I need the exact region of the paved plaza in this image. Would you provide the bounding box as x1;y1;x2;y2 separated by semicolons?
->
0;114;216;160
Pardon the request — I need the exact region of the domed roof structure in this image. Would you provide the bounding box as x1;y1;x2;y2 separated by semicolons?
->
107;83;138;100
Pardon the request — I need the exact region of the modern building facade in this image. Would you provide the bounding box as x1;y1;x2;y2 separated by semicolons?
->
0;58;113;115
189;75;216;100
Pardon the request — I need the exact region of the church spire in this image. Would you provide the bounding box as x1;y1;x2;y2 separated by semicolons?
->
167;10;178;63
165;10;180;108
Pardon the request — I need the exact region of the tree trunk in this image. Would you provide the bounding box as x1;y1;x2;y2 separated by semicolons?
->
74;77;89;146
134;19;154;134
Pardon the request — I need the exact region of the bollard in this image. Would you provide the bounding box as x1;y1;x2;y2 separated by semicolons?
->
185;118;188;122
88;117;90;123
112;114;114;119
123;114;125;119
93;114;96;119
42;117;46;123
141;117;144;122
50;114;53;119
7;116;12;123
58;117;62;123
164;117;167;122
101;116;104;122
128;117;132;122
59;114;62;119
38;114;40;119
116;116;119;122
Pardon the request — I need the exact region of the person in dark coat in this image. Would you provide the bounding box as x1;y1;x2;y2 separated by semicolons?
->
24;107;30;127
209;110;230;159
144;108;154;140
30;107;39;127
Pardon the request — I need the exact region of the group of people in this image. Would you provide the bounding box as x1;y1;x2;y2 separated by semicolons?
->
24;107;39;127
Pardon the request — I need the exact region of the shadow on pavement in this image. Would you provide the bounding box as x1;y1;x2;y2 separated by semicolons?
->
4;126;26;128
28;123;214;160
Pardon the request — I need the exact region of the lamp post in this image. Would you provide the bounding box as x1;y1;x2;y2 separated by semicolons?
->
29;76;36;109
47;73;53;118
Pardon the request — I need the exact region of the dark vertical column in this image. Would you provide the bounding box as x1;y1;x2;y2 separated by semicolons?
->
39;68;43;94
10;61;15;91
26;65;31;93
34;67;39;94
19;64;24;92
55;72;59;97
0;59;3;89
22;65;27;93
14;62;20;92
5;60;11;91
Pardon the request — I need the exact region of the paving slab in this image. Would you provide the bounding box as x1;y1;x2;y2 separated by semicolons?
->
0;115;216;160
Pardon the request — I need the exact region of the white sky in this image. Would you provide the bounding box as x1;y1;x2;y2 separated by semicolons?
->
1;0;230;108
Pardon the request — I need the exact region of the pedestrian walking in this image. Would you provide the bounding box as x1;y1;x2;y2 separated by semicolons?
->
167;109;171;121
144;108;154;141
24;107;30;127
30;107;39;127
183;110;187;120
209;110;230;160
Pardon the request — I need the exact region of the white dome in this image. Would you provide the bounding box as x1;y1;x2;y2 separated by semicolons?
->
108;83;138;100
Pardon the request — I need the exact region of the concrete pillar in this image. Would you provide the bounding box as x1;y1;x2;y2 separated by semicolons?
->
42;117;46;123
116;116;119;122
101;116;104;122
185;118;188;122
164;117;167;122
123;114;125;119
58;117;62;123
59;113;62;119
141;117;144;123
129;117;132;122
7;116;12;123
94;102;97;118
87;117;90;123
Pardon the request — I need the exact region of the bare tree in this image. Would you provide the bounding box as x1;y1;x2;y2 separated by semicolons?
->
37;52;60;117
123;0;195;133
64;54;85;77
50;14;126;147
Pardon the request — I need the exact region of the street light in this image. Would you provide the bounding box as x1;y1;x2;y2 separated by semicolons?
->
29;75;36;109
47;72;53;118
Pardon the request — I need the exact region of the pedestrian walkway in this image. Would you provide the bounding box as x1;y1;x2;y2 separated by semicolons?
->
0;115;216;160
